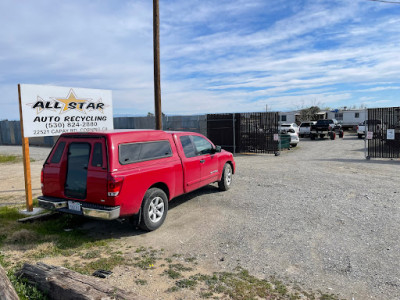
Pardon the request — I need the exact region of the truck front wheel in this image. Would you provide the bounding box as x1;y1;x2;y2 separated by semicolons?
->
218;163;233;191
140;188;168;231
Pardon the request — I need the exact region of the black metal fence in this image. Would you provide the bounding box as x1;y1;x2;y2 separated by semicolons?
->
367;107;400;158
206;114;239;153
207;112;279;154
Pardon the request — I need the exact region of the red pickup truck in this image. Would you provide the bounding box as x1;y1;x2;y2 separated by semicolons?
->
38;130;235;231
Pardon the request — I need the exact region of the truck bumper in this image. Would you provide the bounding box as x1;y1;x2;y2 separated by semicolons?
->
38;196;120;220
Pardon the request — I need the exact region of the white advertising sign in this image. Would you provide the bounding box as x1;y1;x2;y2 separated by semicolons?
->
367;131;373;140
20;84;113;137
387;129;395;140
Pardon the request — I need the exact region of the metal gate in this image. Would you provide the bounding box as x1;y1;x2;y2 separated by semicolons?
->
238;112;279;154
206;114;239;153
207;112;279;154
367;107;400;158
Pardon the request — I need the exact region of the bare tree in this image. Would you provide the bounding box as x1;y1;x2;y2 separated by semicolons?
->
298;106;321;121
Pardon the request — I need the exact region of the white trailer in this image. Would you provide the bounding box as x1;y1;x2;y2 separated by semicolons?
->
326;109;366;129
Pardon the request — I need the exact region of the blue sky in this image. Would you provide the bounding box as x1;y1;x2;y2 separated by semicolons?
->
1;0;400;120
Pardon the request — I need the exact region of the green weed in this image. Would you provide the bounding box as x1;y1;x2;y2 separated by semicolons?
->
135;279;148;285
0;154;20;163
164;268;182;279
70;255;125;275
7;268;47;300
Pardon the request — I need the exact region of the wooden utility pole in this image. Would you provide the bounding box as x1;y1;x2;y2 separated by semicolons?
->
18;84;33;212
153;0;162;130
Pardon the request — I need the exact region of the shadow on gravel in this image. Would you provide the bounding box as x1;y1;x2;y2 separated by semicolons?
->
169;184;220;210
65;184;221;240
351;148;366;152
315;158;400;165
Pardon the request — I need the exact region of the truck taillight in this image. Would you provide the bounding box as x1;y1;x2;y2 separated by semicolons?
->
41;169;44;188
108;175;124;197
356;126;359;131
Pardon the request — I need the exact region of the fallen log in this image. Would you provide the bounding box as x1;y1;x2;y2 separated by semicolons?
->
17;262;146;300
0;265;19;300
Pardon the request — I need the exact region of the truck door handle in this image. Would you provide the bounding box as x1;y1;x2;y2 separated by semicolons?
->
200;159;205;163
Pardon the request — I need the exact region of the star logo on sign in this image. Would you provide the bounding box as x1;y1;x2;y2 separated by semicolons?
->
55;89;89;114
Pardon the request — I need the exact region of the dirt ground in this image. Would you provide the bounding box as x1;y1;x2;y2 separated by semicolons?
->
0;147;47;207
0;136;399;300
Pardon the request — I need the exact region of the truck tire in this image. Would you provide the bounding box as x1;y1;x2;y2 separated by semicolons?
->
218;163;232;191
358;134;362;139
339;131;344;138
140;188;168;231
310;134;315;140
330;132;336;140
319;134;325;139
300;134;304;138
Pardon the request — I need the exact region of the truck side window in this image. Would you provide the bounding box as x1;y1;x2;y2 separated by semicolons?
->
140;141;172;160
180;136;196;158
50;141;66;164
192;136;213;155
119;141;172;164
91;143;103;167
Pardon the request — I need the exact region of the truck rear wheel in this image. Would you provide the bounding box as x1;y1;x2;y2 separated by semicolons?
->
140;188;168;231
358;134;362;139
330;132;336;140
310;134;315;140
218;163;232;191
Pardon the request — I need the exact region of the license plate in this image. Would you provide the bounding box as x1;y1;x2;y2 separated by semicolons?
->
68;201;81;212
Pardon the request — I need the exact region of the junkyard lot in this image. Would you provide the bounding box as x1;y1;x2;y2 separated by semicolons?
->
0;134;399;300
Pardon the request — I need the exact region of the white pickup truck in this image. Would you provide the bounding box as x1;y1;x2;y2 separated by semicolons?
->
299;121;316;138
357;120;381;139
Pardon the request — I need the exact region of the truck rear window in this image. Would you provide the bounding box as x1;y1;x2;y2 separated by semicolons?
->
316;120;333;125
119;141;172;165
50;141;66;164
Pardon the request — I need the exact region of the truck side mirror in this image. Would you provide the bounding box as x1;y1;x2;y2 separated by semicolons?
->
213;146;222;153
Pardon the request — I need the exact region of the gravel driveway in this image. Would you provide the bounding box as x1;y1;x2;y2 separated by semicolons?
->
0;134;399;299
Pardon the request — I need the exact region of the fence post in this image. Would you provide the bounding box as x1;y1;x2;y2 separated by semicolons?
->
364;107;368;159
232;114;236;154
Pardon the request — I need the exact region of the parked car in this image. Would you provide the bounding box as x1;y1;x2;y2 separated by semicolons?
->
280;128;299;147
310;119;344;140
38;130;235;231
279;123;299;135
299;121;316;137
356;119;382;139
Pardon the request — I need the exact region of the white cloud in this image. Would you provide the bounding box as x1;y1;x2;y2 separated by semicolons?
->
0;0;399;120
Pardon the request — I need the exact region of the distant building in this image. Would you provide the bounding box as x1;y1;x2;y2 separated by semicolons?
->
279;109;367;129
